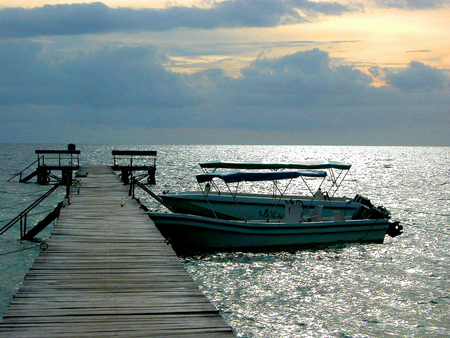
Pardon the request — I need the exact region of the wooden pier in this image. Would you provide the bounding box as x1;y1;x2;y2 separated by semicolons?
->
0;165;235;337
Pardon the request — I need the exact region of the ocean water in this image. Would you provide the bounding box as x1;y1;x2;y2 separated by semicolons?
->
0;144;449;337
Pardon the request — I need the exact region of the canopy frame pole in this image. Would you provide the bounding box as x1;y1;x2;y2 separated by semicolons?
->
198;181;219;219
209;179;221;195
267;178;296;222
300;176;328;213
329;169;349;199
225;182;247;221
300;175;326;197
328;168;336;192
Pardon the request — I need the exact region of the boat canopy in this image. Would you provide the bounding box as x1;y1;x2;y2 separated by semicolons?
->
196;171;327;184
199;161;351;171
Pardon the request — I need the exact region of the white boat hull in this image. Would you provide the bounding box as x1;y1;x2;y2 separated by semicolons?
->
160;192;360;220
149;212;390;252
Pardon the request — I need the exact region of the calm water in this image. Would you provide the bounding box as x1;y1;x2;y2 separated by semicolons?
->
0;144;449;337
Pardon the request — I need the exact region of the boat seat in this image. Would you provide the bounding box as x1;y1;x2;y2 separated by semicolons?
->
285;204;303;223
303;205;324;222
333;211;346;222
313;189;325;200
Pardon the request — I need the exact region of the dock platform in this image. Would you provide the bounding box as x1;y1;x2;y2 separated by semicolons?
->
0;165;234;337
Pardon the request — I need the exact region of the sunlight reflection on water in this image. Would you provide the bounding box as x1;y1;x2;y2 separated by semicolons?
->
1;144;449;337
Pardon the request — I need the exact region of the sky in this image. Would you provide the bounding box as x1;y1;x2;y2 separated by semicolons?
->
0;0;449;145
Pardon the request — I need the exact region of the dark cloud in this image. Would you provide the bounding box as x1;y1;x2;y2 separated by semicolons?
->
0;41;449;145
178;49;449;133
0;1;361;38
406;50;433;53
0;3;113;38
217;48;374;109
1;1;445;40
291;0;364;17
385;61;446;93
1;41;448;113
0;40;199;108
372;0;450;9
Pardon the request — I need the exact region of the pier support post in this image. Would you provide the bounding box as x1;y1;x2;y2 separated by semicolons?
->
121;170;131;185
62;169;73;197
37;167;50;185
148;167;156;185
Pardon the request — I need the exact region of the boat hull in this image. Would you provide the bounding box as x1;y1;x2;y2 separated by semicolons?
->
159;193;360;220
149;212;389;252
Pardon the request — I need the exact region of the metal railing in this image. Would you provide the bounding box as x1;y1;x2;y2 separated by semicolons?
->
0;183;63;239
8;156;43;182
35;150;80;168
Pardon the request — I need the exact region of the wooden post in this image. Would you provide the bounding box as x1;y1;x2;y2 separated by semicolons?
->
121;170;130;185
148;167;156;185
37;167;50;185
62;169;73;197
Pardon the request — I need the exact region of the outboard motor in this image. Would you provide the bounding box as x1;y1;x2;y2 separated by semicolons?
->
353;194;372;207
370;205;391;219
353;195;402;237
353;195;391;219
351;204;371;220
387;221;403;237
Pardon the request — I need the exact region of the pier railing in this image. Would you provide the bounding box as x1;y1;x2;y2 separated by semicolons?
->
111;150;157;185
8;157;43;183
112;150;157;170
0;183;63;239
8;149;81;185
131;178;175;213
35;150;80;169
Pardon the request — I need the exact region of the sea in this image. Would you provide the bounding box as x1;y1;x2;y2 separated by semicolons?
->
0;144;449;337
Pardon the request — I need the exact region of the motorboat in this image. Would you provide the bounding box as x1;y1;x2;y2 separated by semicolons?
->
151;170;402;252
159;161;387;221
149;212;399;253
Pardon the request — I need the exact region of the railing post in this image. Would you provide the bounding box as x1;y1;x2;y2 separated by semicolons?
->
129;177;134;197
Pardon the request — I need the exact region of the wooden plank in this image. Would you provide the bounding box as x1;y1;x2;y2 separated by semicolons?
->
0;165;234;337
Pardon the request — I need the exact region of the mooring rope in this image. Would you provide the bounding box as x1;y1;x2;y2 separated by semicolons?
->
162;164;198;195
0;208;55;224
0;200;38;211
0;242;48;256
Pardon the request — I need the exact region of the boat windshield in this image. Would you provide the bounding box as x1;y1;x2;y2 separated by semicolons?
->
196;171;327;184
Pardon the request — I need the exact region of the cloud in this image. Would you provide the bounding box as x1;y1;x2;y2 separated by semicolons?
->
385;61;447;93
0;40;199;108
0;1;361;38
212;48;375;110
1;41;448;113
372;0;450;9
178;49;449;134
406;50;433;53
1;0;446;40
0;41;449;145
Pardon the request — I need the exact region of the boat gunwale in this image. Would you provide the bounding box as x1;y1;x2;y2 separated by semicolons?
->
160;191;354;203
149;212;389;234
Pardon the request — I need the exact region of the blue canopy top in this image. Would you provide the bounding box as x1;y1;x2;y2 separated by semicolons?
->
196;170;327;184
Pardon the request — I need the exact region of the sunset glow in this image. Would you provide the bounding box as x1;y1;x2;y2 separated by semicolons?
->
0;0;449;145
